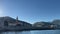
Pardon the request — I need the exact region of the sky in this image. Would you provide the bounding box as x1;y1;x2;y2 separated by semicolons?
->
0;0;60;24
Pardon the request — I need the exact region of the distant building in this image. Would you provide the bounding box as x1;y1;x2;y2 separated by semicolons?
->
0;16;32;29
8;16;20;26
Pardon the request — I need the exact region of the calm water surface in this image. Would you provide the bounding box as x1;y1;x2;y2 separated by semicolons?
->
0;30;60;34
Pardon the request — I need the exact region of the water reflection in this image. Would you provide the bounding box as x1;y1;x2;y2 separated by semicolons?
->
0;32;2;34
0;30;60;34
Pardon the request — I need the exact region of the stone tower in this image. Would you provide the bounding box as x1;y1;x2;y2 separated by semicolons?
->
16;16;19;24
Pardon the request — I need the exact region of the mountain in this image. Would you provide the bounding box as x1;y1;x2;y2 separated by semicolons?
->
52;19;60;29
33;22;52;28
52;19;60;25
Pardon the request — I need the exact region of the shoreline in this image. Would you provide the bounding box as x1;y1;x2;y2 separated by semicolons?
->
0;28;58;32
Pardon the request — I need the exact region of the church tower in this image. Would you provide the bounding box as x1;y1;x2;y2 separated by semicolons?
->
16;16;19;24
16;16;18;21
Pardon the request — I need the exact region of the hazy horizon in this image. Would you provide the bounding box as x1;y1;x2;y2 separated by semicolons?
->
0;0;60;24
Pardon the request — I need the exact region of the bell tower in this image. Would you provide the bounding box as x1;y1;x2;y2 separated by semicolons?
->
16;16;19;24
16;16;18;20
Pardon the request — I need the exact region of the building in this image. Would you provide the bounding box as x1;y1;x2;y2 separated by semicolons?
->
0;16;32;30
